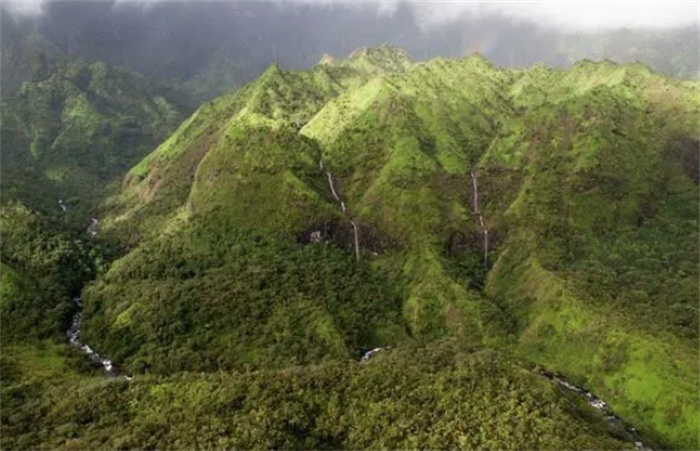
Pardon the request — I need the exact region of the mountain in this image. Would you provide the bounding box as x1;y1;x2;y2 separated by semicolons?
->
1;46;697;449
67;46;700;448
0;58;184;226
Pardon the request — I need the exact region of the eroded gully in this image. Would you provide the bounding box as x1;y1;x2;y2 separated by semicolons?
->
60;200;130;380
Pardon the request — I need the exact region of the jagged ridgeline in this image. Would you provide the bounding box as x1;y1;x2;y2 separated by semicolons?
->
0;59;183;225
87;46;697;448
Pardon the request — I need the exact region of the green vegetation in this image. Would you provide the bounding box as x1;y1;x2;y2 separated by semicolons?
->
81;221;406;374
3;46;698;449
1;341;633;450
0;58;183;227
0;202;99;343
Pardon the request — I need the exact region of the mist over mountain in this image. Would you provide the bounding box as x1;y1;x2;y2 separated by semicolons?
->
2;1;698;102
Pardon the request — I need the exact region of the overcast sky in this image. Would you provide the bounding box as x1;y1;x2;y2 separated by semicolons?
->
5;0;700;30
411;1;700;29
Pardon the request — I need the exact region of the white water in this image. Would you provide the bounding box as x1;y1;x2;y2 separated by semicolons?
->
359;346;391;364
58;199;67;213
470;168;489;266
87;218;99;237
68;297;131;381
321;159;360;262
540;370;649;450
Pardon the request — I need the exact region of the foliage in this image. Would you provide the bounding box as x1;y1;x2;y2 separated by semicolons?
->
3;47;699;449
0;58;183;227
1;341;631;450
81;221;405;375
0;202;102;344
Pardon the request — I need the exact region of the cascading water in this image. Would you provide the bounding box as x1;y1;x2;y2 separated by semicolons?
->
67;297;130;380
470;168;489;267
64;215;131;380
320;159;360;262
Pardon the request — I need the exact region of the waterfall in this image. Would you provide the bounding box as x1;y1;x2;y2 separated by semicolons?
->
321;159;360;262
470;168;489;266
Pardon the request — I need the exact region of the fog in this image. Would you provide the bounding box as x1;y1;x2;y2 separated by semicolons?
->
2;1;698;101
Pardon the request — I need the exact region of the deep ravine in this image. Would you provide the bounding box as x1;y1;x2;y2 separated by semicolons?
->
63;210;130;380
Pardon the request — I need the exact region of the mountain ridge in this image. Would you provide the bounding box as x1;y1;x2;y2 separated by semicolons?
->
80;48;699;448
1;47;697;449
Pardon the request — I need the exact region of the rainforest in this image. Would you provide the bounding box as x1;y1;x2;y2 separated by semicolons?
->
1;2;698;450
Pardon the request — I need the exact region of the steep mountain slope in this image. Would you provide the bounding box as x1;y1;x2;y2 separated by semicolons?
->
9;47;697;449
484;61;700;447
0;59;183;227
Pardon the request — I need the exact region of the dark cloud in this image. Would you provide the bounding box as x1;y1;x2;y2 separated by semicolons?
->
2;1;697;102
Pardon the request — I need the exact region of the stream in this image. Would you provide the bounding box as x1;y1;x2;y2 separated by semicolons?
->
67;297;131;380
63;211;130;380
538;369;649;450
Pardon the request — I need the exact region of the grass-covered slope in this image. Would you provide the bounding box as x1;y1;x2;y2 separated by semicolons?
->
0;58;183;226
81;47;698;448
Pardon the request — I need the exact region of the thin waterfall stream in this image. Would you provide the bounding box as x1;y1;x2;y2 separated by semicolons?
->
470;167;489;266
320;158;360;262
